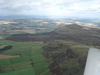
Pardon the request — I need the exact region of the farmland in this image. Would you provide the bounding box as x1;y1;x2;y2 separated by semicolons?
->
0;54;20;59
0;40;49;75
0;18;99;37
0;18;100;75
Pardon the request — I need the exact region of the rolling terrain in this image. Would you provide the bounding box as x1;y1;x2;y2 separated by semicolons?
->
46;24;100;45
0;16;100;75
40;24;100;75
0;41;50;75
2;24;100;75
5;24;100;45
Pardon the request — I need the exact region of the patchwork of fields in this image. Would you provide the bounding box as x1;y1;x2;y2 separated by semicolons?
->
0;40;50;75
1;19;100;75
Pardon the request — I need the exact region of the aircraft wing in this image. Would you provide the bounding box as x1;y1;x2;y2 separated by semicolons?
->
84;47;100;75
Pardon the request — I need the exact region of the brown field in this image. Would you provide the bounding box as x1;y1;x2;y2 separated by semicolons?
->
0;21;17;24
0;37;4;40
0;54;20;59
8;29;35;34
0;45;8;49
55;21;72;25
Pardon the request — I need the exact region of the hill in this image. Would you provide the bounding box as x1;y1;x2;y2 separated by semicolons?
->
41;24;100;75
5;24;100;46
45;24;100;45
4;24;100;75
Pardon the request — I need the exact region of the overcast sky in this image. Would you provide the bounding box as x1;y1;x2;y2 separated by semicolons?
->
0;0;100;18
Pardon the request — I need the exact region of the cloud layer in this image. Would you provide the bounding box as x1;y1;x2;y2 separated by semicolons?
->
0;0;100;18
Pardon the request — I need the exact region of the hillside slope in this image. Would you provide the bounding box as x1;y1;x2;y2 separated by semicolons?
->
42;24;100;75
4;24;100;75
42;40;89;75
5;24;100;46
46;24;100;45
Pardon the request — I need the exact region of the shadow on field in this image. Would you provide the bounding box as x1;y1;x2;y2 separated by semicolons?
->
0;45;13;52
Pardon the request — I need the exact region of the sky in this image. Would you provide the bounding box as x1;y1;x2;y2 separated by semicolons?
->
0;0;100;18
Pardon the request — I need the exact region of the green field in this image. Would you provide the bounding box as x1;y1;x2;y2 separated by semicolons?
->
0;59;10;66
0;40;50;75
0;67;35;75
10;56;32;64
1;24;99;75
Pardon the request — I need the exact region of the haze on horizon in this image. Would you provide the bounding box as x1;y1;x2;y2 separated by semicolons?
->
0;0;100;18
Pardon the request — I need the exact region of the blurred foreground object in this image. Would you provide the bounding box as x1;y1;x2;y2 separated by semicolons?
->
84;47;100;75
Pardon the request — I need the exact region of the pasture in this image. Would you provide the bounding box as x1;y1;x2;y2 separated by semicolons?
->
0;40;50;75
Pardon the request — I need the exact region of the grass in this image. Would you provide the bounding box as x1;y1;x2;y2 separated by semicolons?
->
30;41;50;75
0;61;32;72
42;40;91;75
0;41;40;56
40;70;51;75
0;40;50;75
0;67;35;75
0;33;19;37
34;62;49;75
10;56;32;64
0;59;10;66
